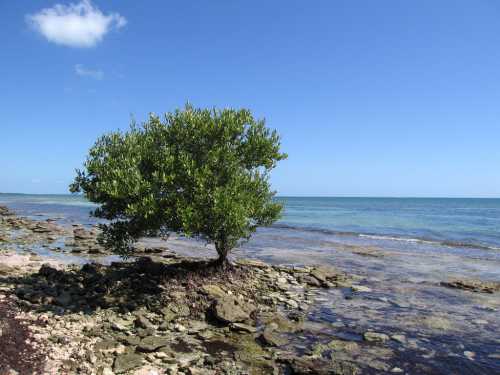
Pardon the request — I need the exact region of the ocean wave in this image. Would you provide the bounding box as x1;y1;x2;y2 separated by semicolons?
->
272;223;500;252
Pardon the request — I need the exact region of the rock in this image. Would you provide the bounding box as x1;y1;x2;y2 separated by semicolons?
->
210;296;252;324
464;351;475;360
309;266;339;283
38;264;61;278
135;315;153;330
73;227;94;240
300;275;322;287
201;284;226;299
351;285;372;293
97;367;114;375
284;355;359;375
55;291;72;307
363;331;390;342
137;336;171;352
0;264;14;276
235;258;270;269
390;334;407;344
259;328;286;347
441;279;500;294
133;365;162;375
113;353;144;374
422;316;453;330
229;323;257;333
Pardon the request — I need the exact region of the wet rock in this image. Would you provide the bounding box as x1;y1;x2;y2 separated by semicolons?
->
113;353;144;373
363;331;390;343
351;285;372;293
441;279;500;294
421;316;453;331
390;334;406;344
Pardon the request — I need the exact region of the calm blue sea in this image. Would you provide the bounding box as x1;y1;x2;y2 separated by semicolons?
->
1;194;499;252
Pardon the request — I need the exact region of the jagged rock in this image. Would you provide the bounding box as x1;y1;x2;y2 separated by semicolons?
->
113;353;144;373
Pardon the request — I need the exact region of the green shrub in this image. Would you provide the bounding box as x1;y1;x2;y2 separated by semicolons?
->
70;105;287;266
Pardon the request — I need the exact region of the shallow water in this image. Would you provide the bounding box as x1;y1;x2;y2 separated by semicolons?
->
1;194;500;373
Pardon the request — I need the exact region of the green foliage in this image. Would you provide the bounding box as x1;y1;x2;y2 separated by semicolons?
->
70;105;287;264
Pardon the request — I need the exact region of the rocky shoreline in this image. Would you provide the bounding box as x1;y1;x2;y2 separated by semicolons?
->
1;205;500;375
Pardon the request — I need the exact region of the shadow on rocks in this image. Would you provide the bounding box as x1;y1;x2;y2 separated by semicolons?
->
0;257;249;316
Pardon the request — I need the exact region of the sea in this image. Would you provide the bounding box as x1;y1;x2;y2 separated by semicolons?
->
1;194;500;374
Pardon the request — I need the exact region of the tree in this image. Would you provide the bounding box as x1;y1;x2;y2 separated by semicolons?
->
70;105;287;267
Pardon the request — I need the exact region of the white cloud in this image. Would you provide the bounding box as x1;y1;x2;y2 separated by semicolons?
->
75;64;104;80
26;0;126;48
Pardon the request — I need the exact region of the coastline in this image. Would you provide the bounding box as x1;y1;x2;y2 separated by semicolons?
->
1;205;500;374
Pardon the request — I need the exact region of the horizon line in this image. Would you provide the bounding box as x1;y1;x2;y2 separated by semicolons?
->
0;192;499;199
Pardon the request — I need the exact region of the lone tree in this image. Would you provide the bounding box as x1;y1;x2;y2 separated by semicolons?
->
70;105;287;267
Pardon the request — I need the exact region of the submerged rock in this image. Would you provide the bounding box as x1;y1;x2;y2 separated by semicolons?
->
363;331;390;343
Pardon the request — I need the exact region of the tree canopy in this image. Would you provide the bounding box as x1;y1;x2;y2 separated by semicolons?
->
70;105;287;265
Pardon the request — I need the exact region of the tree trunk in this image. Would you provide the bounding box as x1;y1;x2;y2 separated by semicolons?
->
215;241;231;269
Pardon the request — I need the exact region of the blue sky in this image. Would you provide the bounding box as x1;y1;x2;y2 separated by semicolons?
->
1;1;499;197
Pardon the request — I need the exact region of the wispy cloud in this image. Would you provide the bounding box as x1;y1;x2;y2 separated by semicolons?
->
75;64;104;80
26;0;126;48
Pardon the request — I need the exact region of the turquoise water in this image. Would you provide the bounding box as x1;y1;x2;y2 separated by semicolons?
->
1;194;500;252
276;197;500;251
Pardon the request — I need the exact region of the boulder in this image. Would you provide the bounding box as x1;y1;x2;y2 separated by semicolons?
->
210;296;252;324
